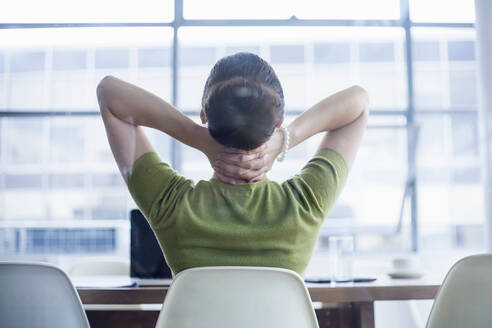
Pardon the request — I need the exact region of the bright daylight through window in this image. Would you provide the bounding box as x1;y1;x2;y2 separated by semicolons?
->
0;0;481;280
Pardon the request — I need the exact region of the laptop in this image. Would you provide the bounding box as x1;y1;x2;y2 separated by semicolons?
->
130;209;173;286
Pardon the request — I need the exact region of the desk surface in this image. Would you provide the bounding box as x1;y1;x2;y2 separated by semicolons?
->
77;276;441;305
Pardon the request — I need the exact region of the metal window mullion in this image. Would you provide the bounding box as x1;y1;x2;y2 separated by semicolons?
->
1;52;10;221
0;117;5;220
401;0;419;251
179;18;402;27
0;109;412;117
0;21;475;30
0;22;174;29
170;0;183;172
4;108;480;118
411;22;474;28
0;19;402;30
43;49;54;221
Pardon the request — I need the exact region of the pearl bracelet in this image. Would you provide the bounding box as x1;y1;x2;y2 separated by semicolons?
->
277;127;290;162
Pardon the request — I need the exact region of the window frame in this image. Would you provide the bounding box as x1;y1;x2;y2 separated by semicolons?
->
0;0;477;252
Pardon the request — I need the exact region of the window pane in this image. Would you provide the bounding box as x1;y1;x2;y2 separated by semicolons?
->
2;0;173;23
294;0;399;19
412;28;477;110
314;43;351;65
50;118;85;163
359;43;395;62
417;113;484;250
178;27;406;111
410;0;475;23
53;50;87;71
184;0;399;19
1;116;171;224
91;173;124;188
270;45;305;64
49;174;85;189
95;49;130;69
0;52;4;73
448;41;475;61
0;119;3;164
0;27;172;111
6;118;44;165
0;54;5;109
335;119;407;231
450;114;479;157
10;52;45;73
138;48;171;68
24;228;116;254
413;41;440;61
224;46;261;56
181;47;217;67
5;174;43;189
449;70;477;107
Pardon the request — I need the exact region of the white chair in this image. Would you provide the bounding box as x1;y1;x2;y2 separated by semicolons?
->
0;261;90;328
426;254;492;328
155;266;319;328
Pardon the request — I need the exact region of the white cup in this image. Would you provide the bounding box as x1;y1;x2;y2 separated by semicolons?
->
392;256;420;273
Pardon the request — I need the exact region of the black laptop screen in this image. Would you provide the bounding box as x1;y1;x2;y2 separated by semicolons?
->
130;209;172;279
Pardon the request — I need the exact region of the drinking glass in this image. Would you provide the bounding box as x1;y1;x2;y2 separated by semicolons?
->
329;235;354;285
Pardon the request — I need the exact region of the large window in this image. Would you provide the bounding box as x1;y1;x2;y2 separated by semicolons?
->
0;0;482;265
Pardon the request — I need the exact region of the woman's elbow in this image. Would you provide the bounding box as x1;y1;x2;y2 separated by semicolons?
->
350;85;370;113
96;75;115;103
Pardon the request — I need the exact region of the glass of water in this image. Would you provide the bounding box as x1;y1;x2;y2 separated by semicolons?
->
329;235;354;285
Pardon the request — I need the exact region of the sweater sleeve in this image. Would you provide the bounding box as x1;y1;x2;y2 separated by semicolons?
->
284;148;348;219
127;152;192;227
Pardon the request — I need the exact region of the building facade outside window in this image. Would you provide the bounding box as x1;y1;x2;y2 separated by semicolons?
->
0;0;481;275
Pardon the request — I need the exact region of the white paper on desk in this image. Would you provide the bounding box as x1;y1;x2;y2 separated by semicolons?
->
71;275;136;288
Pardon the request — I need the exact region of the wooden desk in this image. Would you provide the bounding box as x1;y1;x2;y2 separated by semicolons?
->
77;277;441;328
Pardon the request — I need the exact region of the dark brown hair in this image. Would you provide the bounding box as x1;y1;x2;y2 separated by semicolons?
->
202;52;284;150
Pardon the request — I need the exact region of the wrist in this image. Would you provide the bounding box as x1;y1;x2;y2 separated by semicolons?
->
276;127;290;162
269;129;285;159
285;123;301;150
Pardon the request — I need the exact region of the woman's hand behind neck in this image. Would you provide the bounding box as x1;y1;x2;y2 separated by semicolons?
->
213;129;283;185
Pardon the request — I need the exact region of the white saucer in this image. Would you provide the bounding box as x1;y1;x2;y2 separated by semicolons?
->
387;271;424;279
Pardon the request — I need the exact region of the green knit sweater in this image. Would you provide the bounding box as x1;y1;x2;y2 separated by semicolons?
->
128;148;347;277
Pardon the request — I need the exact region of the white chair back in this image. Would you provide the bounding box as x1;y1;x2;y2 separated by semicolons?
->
156;266;319;328
0;261;90;328
426;254;492;328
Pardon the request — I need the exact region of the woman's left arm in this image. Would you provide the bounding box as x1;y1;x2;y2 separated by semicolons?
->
96;75;221;183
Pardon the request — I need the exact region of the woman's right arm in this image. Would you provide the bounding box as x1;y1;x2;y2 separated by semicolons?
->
214;85;369;180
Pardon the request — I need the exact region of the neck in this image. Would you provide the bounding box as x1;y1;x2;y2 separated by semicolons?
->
211;173;268;184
